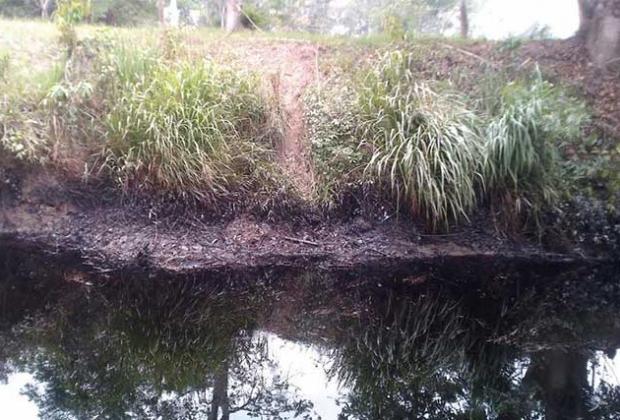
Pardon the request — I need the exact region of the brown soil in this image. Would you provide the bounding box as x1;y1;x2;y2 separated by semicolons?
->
266;43;319;197
413;38;620;139
516;38;620;138
202;39;321;197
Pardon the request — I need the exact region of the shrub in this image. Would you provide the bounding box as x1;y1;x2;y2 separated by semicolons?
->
54;0;91;56
91;0;157;26
241;4;270;30
305;87;366;207
0;62;68;163
95;38;158;90
381;14;406;41
359;52;483;230
0;51;9;83
483;76;589;227
104;58;276;203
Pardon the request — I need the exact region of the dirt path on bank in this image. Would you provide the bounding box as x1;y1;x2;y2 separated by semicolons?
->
261;43;318;197
203;39;320;197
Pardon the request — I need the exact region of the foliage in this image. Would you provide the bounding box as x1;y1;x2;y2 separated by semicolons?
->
0;19;605;236
497;36;523;53
54;0;91;55
483;75;589;228
0;50;8;82
0;0;159;23
359;51;483;230
104;55;277;203
241;3;270;30
0;26;291;209
159;28;187;61
0;61;67;163
381;14;406;41
0;0;39;17
91;0;157;26
305;87;366;207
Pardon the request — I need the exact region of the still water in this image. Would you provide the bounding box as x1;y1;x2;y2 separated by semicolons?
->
0;251;619;419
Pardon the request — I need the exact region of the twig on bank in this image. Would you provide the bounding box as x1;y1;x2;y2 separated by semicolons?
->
369;248;388;257
281;236;320;246
440;43;497;68
352;248;388;258
418;233;465;238
238;6;264;33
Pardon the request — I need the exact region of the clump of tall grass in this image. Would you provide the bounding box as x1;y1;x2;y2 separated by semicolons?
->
0;51;9;83
359;51;483;230
305;87;366;207
0;61;70;164
104;57;277;203
483;75;589;227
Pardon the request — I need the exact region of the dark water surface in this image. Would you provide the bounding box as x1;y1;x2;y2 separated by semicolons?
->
1;250;619;419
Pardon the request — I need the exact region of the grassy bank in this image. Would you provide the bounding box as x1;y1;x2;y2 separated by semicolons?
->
0;19;618;246
0;20;294;209
307;50;601;232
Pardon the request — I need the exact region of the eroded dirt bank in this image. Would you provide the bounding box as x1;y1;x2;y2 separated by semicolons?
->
0;168;612;281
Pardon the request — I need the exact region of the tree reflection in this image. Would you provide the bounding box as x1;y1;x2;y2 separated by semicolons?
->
0;259;314;419
1;250;620;420
327;269;620;420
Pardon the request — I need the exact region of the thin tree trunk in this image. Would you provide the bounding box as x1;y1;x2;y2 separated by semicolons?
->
460;0;469;38
157;0;166;26
224;0;241;32
209;360;230;420
40;0;50;19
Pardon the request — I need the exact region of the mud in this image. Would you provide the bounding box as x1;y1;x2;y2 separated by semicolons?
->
0;168;611;281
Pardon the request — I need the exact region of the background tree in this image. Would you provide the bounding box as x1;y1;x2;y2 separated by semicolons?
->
157;0;164;24
0;0;40;17
224;0;241;31
38;0;52;17
577;0;596;38
460;0;468;37
90;0;157;25
578;0;620;69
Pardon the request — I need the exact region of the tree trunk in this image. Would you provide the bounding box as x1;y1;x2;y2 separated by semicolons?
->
524;350;591;420
577;0;595;39
460;0;469;38
584;0;620;69
157;0;166;26
209;360;230;420
40;0;50;19
224;0;241;32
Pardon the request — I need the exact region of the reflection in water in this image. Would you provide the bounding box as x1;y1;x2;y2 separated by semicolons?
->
0;250;619;419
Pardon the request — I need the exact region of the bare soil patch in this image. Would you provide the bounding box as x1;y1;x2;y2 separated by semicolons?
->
201;38;322;198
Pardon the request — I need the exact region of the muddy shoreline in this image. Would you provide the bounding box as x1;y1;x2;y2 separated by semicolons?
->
0;169;614;281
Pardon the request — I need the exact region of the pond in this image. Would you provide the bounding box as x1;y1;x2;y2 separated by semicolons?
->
0;250;619;419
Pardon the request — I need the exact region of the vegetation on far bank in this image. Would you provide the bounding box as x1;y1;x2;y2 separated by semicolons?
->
0;18;618;250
